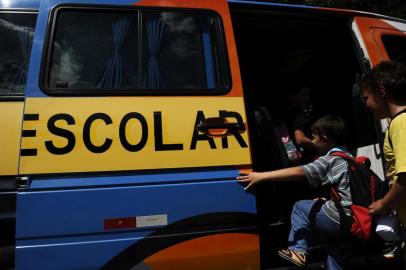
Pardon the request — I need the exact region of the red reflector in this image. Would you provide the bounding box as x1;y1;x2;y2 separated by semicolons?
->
104;217;136;230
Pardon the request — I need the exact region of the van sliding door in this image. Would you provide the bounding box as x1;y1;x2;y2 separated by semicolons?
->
16;0;259;269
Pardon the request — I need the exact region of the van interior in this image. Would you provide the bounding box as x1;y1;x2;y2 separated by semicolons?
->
230;4;385;268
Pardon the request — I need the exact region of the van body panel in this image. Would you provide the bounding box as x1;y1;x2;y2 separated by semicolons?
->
16;175;255;238
382;20;406;31
353;16;406;65
16;0;258;269
17;232;259;270
20;97;250;174
3;0;405;269
0;102;23;176
0;0;39;9
138;233;259;270
16;171;258;269
16;177;257;268
372;27;406;60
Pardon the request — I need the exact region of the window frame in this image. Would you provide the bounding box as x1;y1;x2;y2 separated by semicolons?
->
41;4;231;96
0;9;37;100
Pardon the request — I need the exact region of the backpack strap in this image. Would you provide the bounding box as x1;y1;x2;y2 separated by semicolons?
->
388;109;406;148
328;151;353;203
330;151;353;161
328;151;355;232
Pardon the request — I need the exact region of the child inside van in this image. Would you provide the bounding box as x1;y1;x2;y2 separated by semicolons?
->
284;86;317;162
237;115;352;269
360;61;406;257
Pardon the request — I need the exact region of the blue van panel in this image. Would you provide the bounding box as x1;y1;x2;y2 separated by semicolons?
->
27;169;238;189
16;227;257;270
16;173;256;269
16;235;139;270
0;0;39;9
16;178;255;238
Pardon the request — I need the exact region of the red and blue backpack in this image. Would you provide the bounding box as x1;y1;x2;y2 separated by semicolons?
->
329;152;389;240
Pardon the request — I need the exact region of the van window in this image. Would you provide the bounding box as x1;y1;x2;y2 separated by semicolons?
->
0;12;36;95
46;7;229;94
381;34;406;61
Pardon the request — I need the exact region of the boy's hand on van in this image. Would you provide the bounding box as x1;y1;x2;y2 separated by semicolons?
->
236;172;265;191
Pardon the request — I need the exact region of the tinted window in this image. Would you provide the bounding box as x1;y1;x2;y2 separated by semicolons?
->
49;9;139;90
382;35;406;61
142;11;224;89
47;8;229;94
0;12;37;95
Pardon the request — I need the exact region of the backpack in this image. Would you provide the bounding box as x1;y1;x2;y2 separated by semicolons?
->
329;152;389;240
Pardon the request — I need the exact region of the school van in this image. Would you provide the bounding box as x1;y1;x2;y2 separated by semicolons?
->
1;0;406;269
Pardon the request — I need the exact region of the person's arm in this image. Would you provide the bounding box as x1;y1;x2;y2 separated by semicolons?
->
236;166;305;191
369;173;406;214
294;129;314;150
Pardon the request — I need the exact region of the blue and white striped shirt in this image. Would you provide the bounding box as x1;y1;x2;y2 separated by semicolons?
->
302;148;352;224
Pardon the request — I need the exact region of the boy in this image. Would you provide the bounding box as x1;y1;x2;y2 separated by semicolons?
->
359;61;406;226
237;115;351;270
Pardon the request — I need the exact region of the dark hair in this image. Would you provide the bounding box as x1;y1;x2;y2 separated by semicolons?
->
311;115;348;145
359;60;406;104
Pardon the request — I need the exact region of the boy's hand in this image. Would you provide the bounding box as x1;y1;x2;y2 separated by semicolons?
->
236;172;264;191
368;199;389;215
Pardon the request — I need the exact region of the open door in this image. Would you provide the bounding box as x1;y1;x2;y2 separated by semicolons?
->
230;2;396;268
16;0;259;269
352;16;406;179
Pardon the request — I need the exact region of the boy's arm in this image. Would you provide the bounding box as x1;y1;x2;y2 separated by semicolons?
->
236;166;305;191
294;130;314;150
369;173;406;214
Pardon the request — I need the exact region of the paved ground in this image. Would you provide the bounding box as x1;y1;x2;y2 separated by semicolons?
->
266;253;403;269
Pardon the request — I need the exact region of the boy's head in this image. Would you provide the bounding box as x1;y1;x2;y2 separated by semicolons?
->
359;60;406;119
311;115;348;154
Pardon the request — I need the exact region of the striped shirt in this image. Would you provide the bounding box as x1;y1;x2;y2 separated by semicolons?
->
302;148;352;224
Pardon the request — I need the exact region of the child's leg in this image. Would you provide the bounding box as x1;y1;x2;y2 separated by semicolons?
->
287;199;317;253
288;199;342;252
281;199;342;267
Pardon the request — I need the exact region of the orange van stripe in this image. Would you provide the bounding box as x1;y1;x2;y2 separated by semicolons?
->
143;233;259;270
354;17;404;66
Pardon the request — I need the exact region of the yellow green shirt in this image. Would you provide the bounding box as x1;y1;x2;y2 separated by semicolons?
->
384;112;406;225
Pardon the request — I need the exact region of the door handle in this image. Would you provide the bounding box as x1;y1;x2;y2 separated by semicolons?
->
16;176;30;188
196;117;246;137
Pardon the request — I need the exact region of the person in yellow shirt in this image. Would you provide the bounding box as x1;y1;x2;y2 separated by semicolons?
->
359;61;406;223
